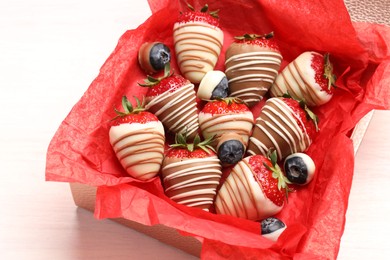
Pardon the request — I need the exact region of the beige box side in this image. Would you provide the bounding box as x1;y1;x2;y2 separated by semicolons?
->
69;182;202;257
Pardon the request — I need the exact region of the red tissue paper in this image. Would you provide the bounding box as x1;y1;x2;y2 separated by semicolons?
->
46;0;390;259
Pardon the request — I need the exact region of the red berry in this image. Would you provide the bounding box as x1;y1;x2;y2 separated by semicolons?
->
111;111;158;126
282;97;317;140
201;99;250;115
178;10;219;27
248;155;284;207
146;74;189;97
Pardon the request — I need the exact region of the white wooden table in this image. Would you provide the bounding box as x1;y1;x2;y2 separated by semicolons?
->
0;1;389;259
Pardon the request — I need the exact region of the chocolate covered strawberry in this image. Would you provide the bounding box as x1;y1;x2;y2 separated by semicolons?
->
162;133;222;211
215;152;290;220
198;97;254;165
225;32;283;107
270;51;336;106
247;96;318;159
109;96;165;181
173;3;224;83
139;64;199;140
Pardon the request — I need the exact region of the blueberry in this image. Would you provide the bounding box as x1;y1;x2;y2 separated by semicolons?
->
211;76;229;99
284;153;316;185
261;217;286;235
218;139;244;165
149;43;171;71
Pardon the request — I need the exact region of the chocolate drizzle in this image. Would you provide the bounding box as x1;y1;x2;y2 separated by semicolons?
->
173;22;224;83
247;97;311;159
225;45;282;107
145;82;199;140
270;52;333;106
109;123;165;180
162;156;222;211
215;157;282;220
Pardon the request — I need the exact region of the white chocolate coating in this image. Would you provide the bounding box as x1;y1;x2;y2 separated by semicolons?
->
198;111;254;147
262;225;287;241
284;152;316;185
173;21;224;83
247;97;312;159
109;121;165;180
215;157;283;220
197;70;227;100
162;156;222;211
270;51;333;106
145;82;199;140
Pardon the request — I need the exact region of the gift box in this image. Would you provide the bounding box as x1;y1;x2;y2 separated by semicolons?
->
46;0;390;259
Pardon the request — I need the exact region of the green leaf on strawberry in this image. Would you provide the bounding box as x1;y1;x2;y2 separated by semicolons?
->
263;150;291;201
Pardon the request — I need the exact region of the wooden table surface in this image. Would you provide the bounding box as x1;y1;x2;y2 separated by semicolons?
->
1;1;389;259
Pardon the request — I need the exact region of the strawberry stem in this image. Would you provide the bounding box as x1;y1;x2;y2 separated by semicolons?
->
263;150;291;201
138;63;173;87
234;32;274;41
112;96;145;121
323;53;337;90
171;132;216;153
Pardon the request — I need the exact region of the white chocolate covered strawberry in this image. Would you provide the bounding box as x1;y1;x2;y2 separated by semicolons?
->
173;4;224;83
269;51;336;106
109;96;165;180
215;152;290;220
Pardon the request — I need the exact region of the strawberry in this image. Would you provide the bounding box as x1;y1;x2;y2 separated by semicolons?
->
139;64;199;140
161;133;222;211
109;96;165;180
198;97;254;165
270;51;336;106
215;151;290;220
225;32;283;107
173;3;224;83
247;96;318;159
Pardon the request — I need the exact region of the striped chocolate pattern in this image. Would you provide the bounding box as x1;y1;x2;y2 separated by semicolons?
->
109;122;165;180
145;82;199;140
225;51;282;107
162;156;222;211
198;112;254;146
247;97;311;159
173;22;224;83
215;157;282;220
270;51;333;106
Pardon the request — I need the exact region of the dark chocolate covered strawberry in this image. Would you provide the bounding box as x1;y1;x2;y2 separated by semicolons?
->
215;151;290;220
270;51;336;106
225;32;283;107
109;96;165;180
173;4;224;83
139;64;199;140
162;133;222;211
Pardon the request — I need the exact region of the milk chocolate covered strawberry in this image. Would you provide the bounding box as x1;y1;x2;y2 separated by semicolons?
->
140;64;199;140
270;51;336;106
225;33;283;107
162;133;222;211
247;96;318;159
173;4;224;83
215;152;290;220
109;96;165;180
